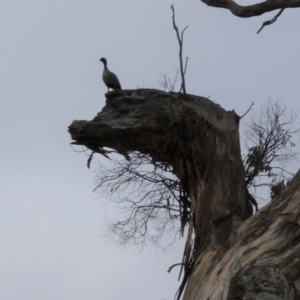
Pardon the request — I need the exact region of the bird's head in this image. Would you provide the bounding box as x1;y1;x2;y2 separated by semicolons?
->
99;57;107;65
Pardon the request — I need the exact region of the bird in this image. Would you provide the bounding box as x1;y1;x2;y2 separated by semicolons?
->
99;57;122;92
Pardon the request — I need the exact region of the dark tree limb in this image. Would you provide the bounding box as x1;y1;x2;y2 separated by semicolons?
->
200;0;300;18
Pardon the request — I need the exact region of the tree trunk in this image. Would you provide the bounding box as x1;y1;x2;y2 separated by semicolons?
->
184;171;300;299
68;89;300;299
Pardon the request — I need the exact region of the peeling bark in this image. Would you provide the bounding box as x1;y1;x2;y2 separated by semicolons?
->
68;89;300;299
184;171;300;299
228;265;296;299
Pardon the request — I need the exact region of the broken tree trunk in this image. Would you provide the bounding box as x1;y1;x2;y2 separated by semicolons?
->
68;89;300;299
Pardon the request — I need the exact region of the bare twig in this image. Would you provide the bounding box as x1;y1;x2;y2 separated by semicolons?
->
170;5;188;94
167;263;184;273
257;8;285;34
240;101;254;119
87;151;94;169
157;69;180;92
94;151;190;250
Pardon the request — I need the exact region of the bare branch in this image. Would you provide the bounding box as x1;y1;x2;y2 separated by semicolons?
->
157;69;180;92
240;101;254;119
183;57;188;76
170;5;188;94
94;152;191;250
257;8;285;34
200;0;300;18
167;263;184;273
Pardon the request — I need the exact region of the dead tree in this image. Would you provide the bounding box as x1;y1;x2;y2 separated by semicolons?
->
68;89;300;299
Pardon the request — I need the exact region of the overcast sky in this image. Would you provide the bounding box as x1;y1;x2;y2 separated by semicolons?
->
1;1;300;300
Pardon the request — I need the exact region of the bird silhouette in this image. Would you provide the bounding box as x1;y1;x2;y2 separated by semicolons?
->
99;57;122;92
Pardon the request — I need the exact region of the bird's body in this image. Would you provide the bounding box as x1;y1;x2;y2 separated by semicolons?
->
99;57;122;91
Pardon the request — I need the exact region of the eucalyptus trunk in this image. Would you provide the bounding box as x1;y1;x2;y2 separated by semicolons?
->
68;89;300;299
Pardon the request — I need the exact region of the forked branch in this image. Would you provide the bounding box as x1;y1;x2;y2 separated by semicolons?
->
170;5;188;94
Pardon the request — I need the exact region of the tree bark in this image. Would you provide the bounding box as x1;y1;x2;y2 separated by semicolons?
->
184;170;300;299
68;89;300;299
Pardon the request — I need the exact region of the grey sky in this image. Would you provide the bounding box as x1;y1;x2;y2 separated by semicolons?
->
1;1;299;299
